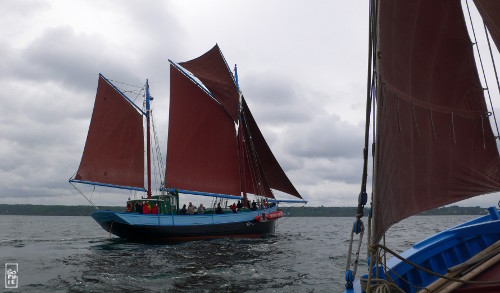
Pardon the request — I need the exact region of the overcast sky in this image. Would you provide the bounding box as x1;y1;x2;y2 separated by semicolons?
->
1;0;499;207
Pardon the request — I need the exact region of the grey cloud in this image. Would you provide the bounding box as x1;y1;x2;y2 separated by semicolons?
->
286;113;364;160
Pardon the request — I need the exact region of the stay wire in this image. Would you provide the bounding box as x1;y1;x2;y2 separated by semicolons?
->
484;23;500;111
346;0;376;287
465;0;500;138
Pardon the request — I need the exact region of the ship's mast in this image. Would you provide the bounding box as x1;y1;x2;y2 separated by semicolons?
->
146;79;152;199
235;64;248;206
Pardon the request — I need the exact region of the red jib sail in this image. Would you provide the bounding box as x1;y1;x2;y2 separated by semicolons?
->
75;75;145;189
373;0;500;242
165;64;241;196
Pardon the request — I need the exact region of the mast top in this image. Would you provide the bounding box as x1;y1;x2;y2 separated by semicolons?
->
145;79;151;111
234;64;240;93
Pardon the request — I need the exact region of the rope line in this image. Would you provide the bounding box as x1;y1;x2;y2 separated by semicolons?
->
465;0;500;139
484;23;500;107
70;181;98;210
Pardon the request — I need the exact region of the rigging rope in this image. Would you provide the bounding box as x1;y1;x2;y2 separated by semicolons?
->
465;0;500;138
108;79;143;89
345;0;377;290
69;180;98;210
151;109;165;194
483;22;500;117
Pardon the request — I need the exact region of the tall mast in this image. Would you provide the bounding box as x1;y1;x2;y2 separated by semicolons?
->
235;64;248;206
146;79;152;199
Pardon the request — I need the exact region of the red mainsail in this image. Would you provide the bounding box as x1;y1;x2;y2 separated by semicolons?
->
373;0;500;242
165;65;241;195
165;46;302;200
75;75;145;189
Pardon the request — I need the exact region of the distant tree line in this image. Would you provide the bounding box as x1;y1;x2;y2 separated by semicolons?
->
0;204;490;217
0;204;123;216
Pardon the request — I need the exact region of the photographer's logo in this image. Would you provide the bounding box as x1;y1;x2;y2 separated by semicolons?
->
5;263;18;289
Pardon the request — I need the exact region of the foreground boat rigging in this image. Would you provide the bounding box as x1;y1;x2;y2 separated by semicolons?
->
344;0;500;292
70;45;306;242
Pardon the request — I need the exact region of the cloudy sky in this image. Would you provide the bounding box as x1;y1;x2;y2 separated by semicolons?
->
1;0;499;207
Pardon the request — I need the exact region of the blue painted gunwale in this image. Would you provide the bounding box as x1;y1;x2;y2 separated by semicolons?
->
346;207;500;293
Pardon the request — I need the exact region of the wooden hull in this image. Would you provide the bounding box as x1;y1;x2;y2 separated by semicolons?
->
91;207;278;243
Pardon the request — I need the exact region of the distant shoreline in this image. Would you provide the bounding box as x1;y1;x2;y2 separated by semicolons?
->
0;204;491;217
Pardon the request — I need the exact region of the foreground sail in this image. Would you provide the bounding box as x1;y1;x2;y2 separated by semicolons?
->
70;45;305;242
345;0;500;292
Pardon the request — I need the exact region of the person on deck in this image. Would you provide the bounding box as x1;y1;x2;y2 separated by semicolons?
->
187;202;195;215
151;203;159;214
143;202;151;214
215;203;223;214
251;200;258;211
230;203;237;213
236;201;243;212
180;204;187;215
135;201;143;214
197;203;205;215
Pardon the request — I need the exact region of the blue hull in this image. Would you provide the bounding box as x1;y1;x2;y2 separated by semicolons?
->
91;207;278;242
346;207;500;292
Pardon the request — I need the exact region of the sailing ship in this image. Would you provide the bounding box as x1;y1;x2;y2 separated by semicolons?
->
69;45;306;242
345;0;500;292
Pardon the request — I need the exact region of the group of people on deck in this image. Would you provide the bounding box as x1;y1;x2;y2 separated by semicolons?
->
180;202;205;215
131;199;273;215
230;199;270;212
178;199;271;215
134;201;159;214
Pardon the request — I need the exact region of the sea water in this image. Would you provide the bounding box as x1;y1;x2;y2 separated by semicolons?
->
0;215;475;292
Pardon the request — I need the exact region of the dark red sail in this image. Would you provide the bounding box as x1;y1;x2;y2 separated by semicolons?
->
474;0;500;52
373;0;500;242
165;65;241;195
241;98;302;199
179;44;239;121
75;75;145;189
239;123;273;198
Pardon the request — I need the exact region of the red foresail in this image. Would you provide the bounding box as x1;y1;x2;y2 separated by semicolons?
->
75;75;145;189
474;0;500;52
165;65;241;195
373;0;500;242
178;44;239;122
241;98;302;199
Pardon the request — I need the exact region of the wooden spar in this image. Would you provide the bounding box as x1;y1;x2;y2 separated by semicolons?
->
439;252;500;293
146;79;152;199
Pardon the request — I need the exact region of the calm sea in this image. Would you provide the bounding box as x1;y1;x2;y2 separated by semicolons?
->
0;215;475;292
